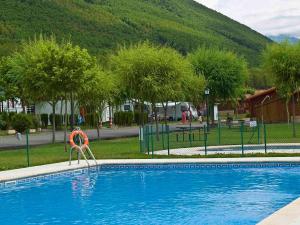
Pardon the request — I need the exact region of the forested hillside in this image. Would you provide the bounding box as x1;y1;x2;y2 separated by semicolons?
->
0;0;271;65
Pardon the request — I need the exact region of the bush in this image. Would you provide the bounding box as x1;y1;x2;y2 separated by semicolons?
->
114;111;133;126
0;118;7;130
49;114;63;129
29;115;40;129
41;114;49;128
11;114;32;133
134;111;148;125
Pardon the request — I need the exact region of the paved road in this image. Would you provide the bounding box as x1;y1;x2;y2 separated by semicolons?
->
0;124;205;150
0;127;140;150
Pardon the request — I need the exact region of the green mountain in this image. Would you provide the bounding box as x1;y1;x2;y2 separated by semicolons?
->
0;0;271;65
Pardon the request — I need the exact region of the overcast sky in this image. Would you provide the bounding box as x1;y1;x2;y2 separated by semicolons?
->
195;0;300;38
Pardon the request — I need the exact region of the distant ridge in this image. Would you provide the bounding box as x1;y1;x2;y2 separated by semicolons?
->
268;35;299;44
0;0;272;65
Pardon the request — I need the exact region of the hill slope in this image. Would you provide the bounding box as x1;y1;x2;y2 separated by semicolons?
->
0;0;271;65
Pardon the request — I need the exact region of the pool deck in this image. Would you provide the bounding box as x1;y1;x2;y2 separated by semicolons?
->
1;157;300;225
154;143;300;155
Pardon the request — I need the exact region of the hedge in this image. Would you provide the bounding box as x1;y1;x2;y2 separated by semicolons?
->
11;113;32;133
134;112;148;125
114;111;133;126
41;114;48;128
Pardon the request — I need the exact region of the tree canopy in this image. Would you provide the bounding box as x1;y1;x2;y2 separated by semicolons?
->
188;48;248;103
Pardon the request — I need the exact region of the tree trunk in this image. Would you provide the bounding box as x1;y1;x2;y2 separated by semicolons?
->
64;95;68;152
97;119;100;140
292;94;296;137
70;92;75;130
140;101;145;126
162;102;168;125
21;99;26;113
51;102;56;144
152;103;159;141
286;98;290;124
188;103;192;127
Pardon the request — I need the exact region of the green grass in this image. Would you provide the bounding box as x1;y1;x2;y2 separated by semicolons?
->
144;122;300;151
2;123;300;172
0;0;271;66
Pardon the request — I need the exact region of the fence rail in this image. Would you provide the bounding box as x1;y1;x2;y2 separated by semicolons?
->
140;121;300;156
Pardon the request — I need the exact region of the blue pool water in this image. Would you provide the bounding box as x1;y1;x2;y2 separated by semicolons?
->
1;163;300;225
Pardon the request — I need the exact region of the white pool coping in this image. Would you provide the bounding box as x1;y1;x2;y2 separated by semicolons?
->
1;157;300;225
258;197;300;225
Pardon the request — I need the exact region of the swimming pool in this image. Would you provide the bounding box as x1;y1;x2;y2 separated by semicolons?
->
1;163;300;225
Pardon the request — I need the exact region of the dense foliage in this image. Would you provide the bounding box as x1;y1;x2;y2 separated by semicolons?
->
0;0;271;66
189;48;248;103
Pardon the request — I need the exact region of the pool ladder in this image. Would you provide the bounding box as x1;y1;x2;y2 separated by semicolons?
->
69;145;97;167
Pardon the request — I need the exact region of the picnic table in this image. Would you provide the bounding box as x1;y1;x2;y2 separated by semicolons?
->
175;124;205;142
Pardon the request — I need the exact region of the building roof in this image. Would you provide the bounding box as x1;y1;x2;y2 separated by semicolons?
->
245;87;276;101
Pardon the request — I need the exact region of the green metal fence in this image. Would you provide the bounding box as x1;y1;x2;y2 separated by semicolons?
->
140;121;300;156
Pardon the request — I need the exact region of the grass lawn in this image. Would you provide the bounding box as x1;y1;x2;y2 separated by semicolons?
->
1;135;300;171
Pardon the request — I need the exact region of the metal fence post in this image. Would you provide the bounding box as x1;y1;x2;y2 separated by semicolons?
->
139;126;143;153
257;122;260;144
264;123;267;154
26;129;30;167
204;125;208;156
161;124;165;149
218;118;221;145
146;125;150;155
167;125;170;156
240;121;244;155
151;125;154;158
189;123;192;146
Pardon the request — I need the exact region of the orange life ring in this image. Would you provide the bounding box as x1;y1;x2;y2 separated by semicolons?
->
69;130;89;151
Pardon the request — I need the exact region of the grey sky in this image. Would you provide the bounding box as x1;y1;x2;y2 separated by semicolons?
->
195;0;300;38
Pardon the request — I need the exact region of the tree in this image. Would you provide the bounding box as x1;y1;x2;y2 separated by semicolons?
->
7;35;96;143
263;42;300;136
110;42;193;128
188;48;248;122
78;66;116;139
182;74;206;124
0;56;30;112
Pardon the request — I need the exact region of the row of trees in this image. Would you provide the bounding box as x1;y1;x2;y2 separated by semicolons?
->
263;41;300;136
0;36;249;144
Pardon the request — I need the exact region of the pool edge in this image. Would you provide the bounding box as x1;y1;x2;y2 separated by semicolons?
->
2;157;300;183
257;197;300;225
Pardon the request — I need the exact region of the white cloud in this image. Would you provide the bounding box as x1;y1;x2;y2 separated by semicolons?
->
195;0;300;38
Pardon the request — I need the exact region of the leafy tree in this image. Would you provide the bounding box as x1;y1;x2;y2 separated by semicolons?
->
263;42;300;135
78;66;117;139
182;74;206;124
247;67;273;89
110;42;194;128
189;48;248;121
0;57;30;111
8;36;96;143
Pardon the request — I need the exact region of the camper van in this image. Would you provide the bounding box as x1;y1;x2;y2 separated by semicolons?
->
155;102;198;121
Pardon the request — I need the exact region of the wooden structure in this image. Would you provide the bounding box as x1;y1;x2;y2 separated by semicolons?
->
245;87;300;123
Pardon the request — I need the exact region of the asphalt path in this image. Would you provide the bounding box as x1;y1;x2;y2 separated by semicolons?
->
0;127;139;150
0;124;205;150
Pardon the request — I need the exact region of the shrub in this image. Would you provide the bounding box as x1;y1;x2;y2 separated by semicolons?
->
134;111;148;125
29;115;40;129
41;114;49;128
49;114;63;129
11;113;32;133
0;118;7;130
114;111;133;126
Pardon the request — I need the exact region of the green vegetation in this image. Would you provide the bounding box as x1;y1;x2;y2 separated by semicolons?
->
0;0;271;66
263;42;300;127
